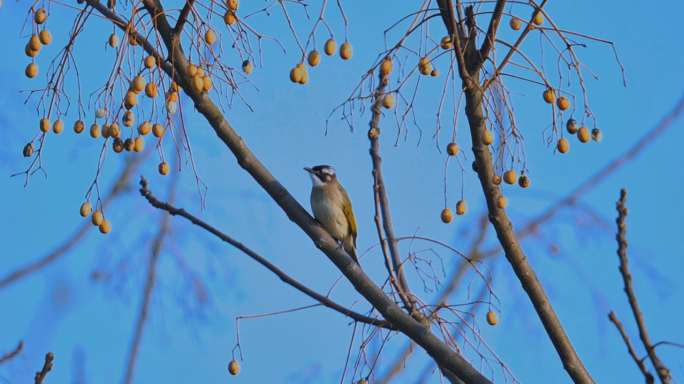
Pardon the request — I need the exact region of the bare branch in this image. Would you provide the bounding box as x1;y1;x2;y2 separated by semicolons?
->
615;190;671;384
0;341;23;366
608;311;653;384
138;176;396;330
34;352;54;384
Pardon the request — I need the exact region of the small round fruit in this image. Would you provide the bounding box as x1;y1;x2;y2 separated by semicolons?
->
242;60;252;74
168;92;179;103
39;118;50;133
289;67;303;83
324;38;336;56
34;8;47;24
532;10;544;26
144;56;156;69
138;121;152;135
112;138;124;153
152;123;164;137
188;64;198;77
170;82;180;93
124;91;138;109
557;138;569;153
496;196;508;209
503;170;517;185
122;111;134;127
228;361;241;376
96;108;107;119
99;220;111;234
25;43;38;57
197;67;206;79
492;175;502;185
203;76;213;91
591;128;602;142
431;69;439;77
25;63;38;78
518;174;530;188
486;311;499;325
298;72;309;85
29;35;42;52
204;30;216;45
419;57;432;75
440;36;452;49
441;208;453;224
131;76;145;93
307;50;321;67
224;10;236;25
91;211;104;226
134;136;145;152
102;124;111;138
482;129;494;145
74;120;85;134
227;0;239;11
90;124;101;138
39;30;52;45
158;162;170;175
566;119;578;134
456;200;467;216
542;89;555;104
108;34;119;48
79;202;92;217
382;94;395;109
447;143;459;156
192;75;204;91
110;123;121;138
124;138;134;151
145;82;158;98
379;58;393;76
339;43;353;60
53;120;64;134
556;96;570;111
577;127;590;143
510;17;521;30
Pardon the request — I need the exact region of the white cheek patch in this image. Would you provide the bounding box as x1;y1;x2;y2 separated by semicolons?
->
310;173;324;187
320;167;335;176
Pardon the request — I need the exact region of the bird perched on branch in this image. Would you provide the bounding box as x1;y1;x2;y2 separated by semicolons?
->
305;165;359;265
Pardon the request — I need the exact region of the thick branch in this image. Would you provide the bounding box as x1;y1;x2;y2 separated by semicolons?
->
608;311;654;384
119;0;494;380
174;0;196;35
615;190;671;384
139;176;396;330
452;13;595;382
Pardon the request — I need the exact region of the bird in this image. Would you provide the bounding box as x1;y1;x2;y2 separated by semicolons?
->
304;165;360;264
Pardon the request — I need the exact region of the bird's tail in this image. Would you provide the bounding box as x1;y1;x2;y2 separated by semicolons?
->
344;239;361;266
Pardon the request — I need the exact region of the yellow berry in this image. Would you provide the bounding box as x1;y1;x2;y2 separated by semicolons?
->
382;94;395;109
542;89;555;104
205;30;217;45
25;63;38;78
228;361;241;375
339;43;353;60
29;35;42;52
456;200;467;216
577;127;590;143
224;11;236;25
39;30;52;45
510;18;521;30
39;118;50;133
556;96;570;111
91;211;104;226
227;0;239;11
518;174;530;188
503;170;517;184
138;121;152;135
79;202;92;217
532;10;544;26
90;124;101;138
379;58;393;76
144;56;156;69
74;120;85;134
447;143;459;156
307;50;321;67
242;60;252;74
440;36;452;49
441;208;453;224
53;120;64;134
496;196;508;209
486;311;499;325
152;123;164;137
158;162;170;175
134;136;145;152
482;129;494;145
34;8;47;24
557;138;570;153
324;39;336;56
99;219;111;234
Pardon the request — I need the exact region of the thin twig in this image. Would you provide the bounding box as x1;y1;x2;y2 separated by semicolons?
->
0;341;24;366
615;189;671;384
138;176;396;330
607;311;653;384
34;352;54;384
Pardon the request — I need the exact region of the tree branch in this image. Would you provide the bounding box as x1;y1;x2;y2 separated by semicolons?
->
0;154;147;291
608;311;654;384
368;73;416;315
0;341;23;366
138;176;396;330
447;9;596;383
477;0;507;69
34;352;54;384
174;0;196;36
615;190;671;384
122;164;178;384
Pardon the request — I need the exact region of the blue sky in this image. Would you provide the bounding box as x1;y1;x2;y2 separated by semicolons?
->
1;1;684;383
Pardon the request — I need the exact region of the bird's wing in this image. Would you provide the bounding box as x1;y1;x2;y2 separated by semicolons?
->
339;186;357;246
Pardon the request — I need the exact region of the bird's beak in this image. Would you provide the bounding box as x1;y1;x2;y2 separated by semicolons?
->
303;167;313;173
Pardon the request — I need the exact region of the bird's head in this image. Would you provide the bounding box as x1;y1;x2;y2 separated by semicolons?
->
304;165;337;187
